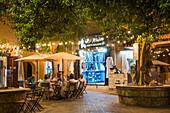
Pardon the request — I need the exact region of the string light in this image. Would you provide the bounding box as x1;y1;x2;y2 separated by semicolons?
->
166;49;169;52
78;41;80;45
28;46;31;48
153;56;155;58
40;54;42;56
71;42;74;45
65;42;68;45
87;39;89;41
163;54;165;57
106;36;108;38
52;43;55;45
117;41;120;43
111;44;114;47
36;50;38;53
7;43;9;46
123;41;126;44
168;53;170;55
59;42;63;45
101;37;104;40
72;52;74;54
131;37;133;39
48;44;50;46
75;53;77;55
158;55;160;57
91;50;94;52
106;44;109;47
88;49;90;51
36;43;38;46
128;31;131;34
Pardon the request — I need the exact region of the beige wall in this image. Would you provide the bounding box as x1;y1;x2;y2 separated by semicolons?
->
0;20;18;45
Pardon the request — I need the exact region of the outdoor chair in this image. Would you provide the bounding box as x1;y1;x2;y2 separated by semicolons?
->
83;80;88;94
76;81;85;98
8;91;34;113
25;88;44;112
65;82;78;101
41;82;51;100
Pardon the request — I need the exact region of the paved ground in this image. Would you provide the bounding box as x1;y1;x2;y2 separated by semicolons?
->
38;91;170;113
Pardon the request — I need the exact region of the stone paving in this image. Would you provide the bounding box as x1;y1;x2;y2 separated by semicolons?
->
38;91;170;113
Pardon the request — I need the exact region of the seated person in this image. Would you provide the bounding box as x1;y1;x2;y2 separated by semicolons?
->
60;74;78;97
38;74;54;97
53;72;67;86
78;73;86;86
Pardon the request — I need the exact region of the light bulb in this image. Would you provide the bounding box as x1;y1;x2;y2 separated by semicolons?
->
111;44;114;47
65;42;68;45
7;43;9;46
117;41;120;43
128;31;131;34
72;42;74;45
123;41;126;44
52;43;55;45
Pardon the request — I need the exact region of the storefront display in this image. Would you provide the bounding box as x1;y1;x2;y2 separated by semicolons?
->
79;51;106;84
79;35;108;84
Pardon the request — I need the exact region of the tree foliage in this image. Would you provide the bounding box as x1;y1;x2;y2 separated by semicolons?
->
1;0;88;50
0;0;169;50
87;0;170;45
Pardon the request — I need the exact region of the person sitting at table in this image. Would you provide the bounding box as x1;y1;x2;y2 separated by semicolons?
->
60;73;78;97
38;74;54;97
79;73;86;86
53;72;67;86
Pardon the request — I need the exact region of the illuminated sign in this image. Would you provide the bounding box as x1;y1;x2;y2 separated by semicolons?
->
80;36;105;49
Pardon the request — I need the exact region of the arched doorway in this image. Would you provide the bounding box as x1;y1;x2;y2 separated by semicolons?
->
27;62;32;78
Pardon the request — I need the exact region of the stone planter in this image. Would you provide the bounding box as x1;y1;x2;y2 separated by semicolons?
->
116;85;170;107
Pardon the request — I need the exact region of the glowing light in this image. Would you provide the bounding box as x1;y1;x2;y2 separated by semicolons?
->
52;43;55;45
48;44;50;46
153;56;155;58
65;42;68;45
101;37;104;40
106;36;108;38
168;53;170;55
78;41;80;45
28;46;31;48
123;41;126;44
2;45;4;48
166;49;169;52
111;44;114;47
128;31;131;34
88;49;90;51
151;50;153;52
72;52;74;54
158;55;160;57
117;41;120;43
106;44;109;47
40;54;42;56
91;50;94;52
7;43;9;46
72;42;74;45
87;39;89;41
36;50;38;53
36;43;38;46
23;47;25;49
96;47;99;49
44;44;46;46
75;53;77;55
19;50;22;52
96;39;99;42
59;42;63;45
163;54;165;57
131;37;133;39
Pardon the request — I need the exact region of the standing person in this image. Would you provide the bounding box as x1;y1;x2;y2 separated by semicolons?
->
79;73;86;86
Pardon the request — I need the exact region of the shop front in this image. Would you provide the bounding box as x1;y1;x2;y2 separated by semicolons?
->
79;35;109;85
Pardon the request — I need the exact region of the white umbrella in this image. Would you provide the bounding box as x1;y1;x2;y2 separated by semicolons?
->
44;52;86;60
15;55;55;82
44;52;86;83
152;60;170;66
